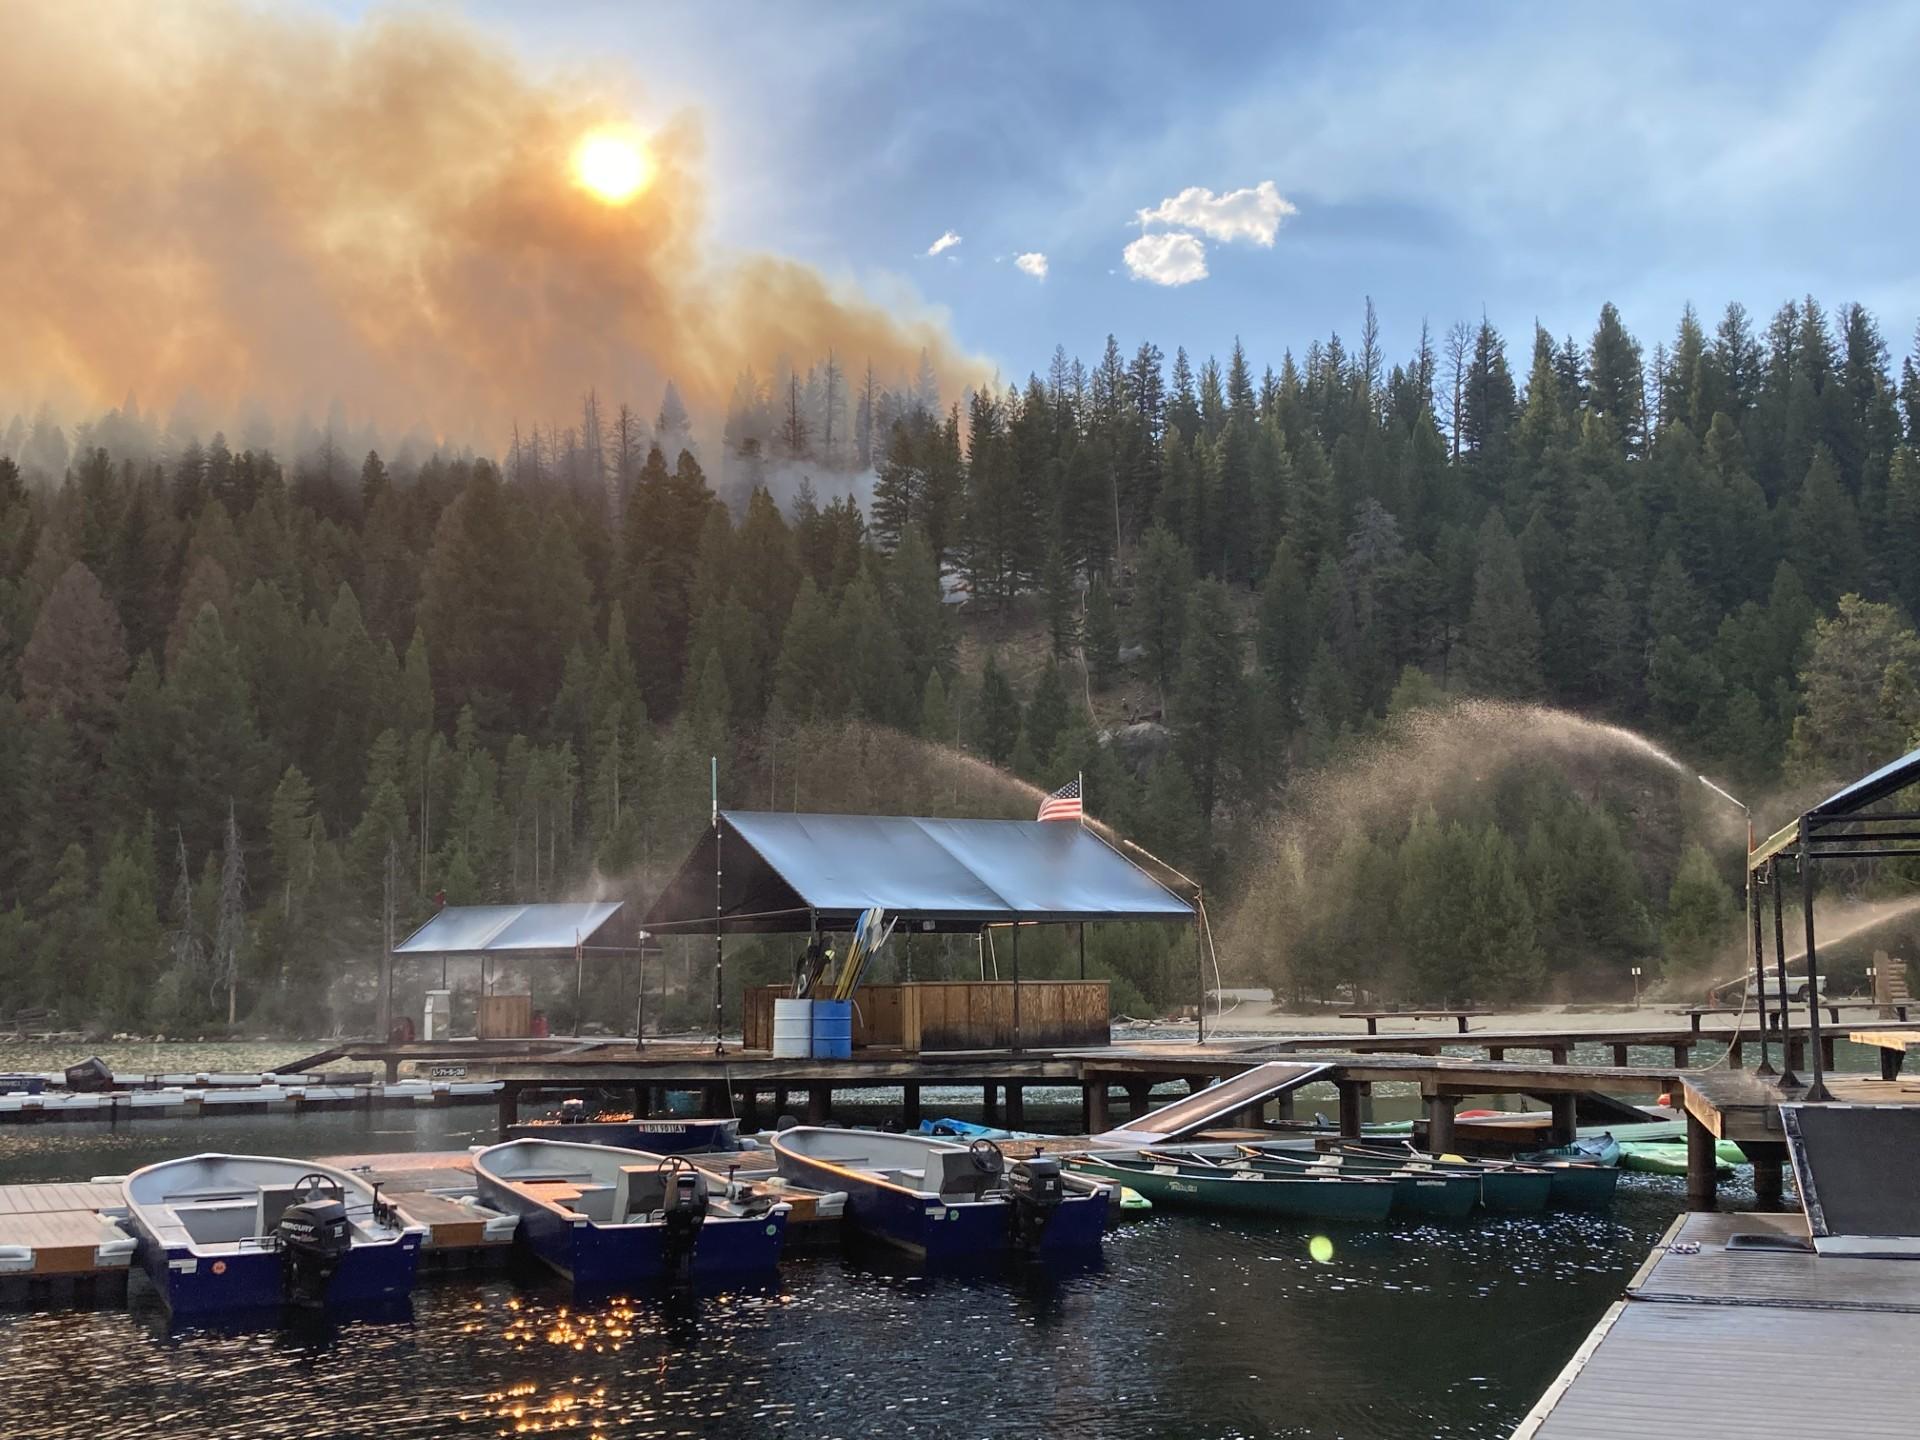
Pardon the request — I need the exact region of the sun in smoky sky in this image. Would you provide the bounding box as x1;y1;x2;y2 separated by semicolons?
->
571;128;653;205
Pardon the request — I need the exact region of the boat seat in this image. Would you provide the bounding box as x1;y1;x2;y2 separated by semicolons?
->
160;1188;252;1204
925;1150;995;1200
614;1165;706;1219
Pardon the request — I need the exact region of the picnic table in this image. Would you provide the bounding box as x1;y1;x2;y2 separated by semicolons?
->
1680;1001;1909;1035
1339;1009;1492;1036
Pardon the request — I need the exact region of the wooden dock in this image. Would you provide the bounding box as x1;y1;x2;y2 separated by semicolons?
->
1511;1209;1919;1438
0;1180;134;1304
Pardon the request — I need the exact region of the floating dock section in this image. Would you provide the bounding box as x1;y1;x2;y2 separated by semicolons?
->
1511;1209;1920;1438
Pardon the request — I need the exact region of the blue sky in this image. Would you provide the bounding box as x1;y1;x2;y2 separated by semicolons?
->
344;0;1920;380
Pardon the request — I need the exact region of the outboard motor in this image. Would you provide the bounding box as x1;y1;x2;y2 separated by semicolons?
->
1006;1155;1065;1251
658;1161;708;1278
277;1173;352;1306
64;1056;113;1092
558;1097;588;1125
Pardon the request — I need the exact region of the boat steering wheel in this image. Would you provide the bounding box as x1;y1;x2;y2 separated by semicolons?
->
291;1172;342;1204
968;1138;1005;1176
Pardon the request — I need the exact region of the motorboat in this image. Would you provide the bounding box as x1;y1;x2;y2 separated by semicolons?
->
772;1126;1107;1260
473;1138;788;1295
122;1152;425;1315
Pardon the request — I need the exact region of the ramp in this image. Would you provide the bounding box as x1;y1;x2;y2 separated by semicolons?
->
1782;1103;1920;1257
1095;1062;1329;1145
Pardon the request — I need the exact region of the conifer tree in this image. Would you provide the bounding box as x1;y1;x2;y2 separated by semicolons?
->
1461;511;1543;697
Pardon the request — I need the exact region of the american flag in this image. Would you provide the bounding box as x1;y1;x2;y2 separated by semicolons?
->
1037;777;1083;823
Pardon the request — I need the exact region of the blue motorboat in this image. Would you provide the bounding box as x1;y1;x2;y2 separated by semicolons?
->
473;1138;788;1296
122;1153;426;1316
507;1110;740;1154
772;1126;1108;1261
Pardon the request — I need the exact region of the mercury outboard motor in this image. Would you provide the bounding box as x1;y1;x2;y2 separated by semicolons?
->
1006;1154;1065;1251
658;1160;708;1278
277;1173;352;1306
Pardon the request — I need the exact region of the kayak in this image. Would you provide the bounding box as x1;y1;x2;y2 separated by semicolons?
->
1517;1133;1621;1168
918;1118;1047;1142
1067;1151;1396;1223
1618;1141;1742;1176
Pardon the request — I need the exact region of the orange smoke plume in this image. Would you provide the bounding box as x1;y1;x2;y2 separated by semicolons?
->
0;3;984;443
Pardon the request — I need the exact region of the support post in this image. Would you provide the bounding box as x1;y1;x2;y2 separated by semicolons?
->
712;765;726;1056
1549;1093;1577;1148
1612;1043;1630;1067
1273;1088;1294;1123
739;1089;761;1130
1426;1093;1457;1157
772;1085;789;1118
1800;824;1832;1100
1548;1044;1570;1066
1011;924;1022;1054
983;1082;1000;1122
1086;1081;1111;1134
1685;1110;1719;1212
1747;1140;1787;1210
901;1082;921;1128
1005;1083;1025;1126
1672;1042;1690;1069
1751;865;1773;1074
1125;1081;1153;1119
1772;861;1800;1088
806;1084;831;1124
1488;1046;1506;1063
1881;1046;1907;1082
496;1082;517;1139
1194;901;1207;1044
1336;1080;1363;1138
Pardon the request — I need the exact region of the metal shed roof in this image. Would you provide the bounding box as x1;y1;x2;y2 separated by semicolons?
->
392;902;626;955
642;812;1193;932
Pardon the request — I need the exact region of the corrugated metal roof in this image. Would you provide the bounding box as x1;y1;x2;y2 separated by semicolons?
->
1809;743;1920;817
392;902;626;955
641;811;1194;932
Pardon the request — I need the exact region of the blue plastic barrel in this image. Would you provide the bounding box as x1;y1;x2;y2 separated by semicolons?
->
811;999;853;1058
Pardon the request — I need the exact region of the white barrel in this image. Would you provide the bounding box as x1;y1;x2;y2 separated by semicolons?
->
772;998;814;1058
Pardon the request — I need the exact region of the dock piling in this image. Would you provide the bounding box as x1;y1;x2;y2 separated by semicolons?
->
806;1084;831;1123
1336;1080;1363;1138
1685;1110;1719;1211
1425;1093;1456;1156
901;1082;921;1128
1084;1082;1110;1134
1746;1140;1787;1209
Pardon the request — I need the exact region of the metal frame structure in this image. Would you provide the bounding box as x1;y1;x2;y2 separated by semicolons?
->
1747;745;1920;1102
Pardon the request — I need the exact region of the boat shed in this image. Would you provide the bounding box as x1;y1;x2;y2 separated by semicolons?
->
385;902;631;1040
642;811;1197;1050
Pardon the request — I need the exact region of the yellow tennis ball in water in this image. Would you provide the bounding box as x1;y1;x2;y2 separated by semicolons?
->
1308;1234;1334;1264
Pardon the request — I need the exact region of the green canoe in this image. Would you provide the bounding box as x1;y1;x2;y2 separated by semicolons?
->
1067;1153;1396;1223
1211;1149;1481;1220
1320;1142;1554;1215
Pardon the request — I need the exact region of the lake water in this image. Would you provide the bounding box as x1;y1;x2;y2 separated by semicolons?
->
0;1097;1737;1440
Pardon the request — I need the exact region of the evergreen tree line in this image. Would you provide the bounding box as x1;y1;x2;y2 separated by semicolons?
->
4;294;1920;1027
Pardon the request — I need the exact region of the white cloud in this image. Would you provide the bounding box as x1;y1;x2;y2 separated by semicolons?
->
1135;180;1296;246
925;229;962;257
1123;232;1207;286
1014;251;1048;279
